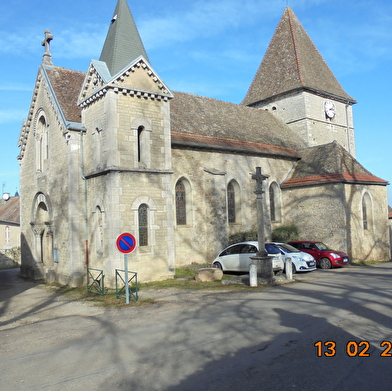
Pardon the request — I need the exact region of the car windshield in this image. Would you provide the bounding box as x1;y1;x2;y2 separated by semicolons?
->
277;243;300;253
315;242;329;250
265;243;280;254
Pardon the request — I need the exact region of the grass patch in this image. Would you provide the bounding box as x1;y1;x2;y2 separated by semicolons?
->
350;259;391;266
42;266;258;307
44;283;156;308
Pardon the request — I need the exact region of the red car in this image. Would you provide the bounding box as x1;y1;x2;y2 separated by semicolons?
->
287;241;349;269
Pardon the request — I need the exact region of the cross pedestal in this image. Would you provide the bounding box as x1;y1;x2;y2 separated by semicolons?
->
250;167;273;285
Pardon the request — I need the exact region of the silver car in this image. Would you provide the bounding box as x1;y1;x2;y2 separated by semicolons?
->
268;242;317;273
212;241;284;273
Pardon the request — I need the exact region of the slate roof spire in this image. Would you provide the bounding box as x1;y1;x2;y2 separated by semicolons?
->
99;0;149;76
242;7;355;106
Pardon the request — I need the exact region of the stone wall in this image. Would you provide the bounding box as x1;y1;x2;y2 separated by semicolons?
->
256;91;355;156
171;147;297;266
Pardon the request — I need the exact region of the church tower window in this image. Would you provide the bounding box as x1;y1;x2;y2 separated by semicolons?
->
137;125;151;167
138;203;149;246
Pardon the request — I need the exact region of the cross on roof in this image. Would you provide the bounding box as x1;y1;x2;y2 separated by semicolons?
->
42;30;54;66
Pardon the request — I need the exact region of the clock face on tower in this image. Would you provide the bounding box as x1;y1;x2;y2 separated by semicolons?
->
324;101;335;119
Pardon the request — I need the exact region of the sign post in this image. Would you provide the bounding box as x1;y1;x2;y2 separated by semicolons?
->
116;233;137;304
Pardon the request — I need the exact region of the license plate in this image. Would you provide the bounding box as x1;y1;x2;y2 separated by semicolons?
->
309;262;315;266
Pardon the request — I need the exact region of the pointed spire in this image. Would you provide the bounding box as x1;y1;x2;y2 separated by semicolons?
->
242;7;355;106
99;0;149;76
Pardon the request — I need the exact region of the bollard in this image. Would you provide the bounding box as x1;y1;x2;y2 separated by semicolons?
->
249;262;258;287
285;257;293;280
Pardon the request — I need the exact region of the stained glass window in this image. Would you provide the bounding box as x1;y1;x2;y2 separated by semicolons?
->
176;181;186;225
269;185;276;222
227;182;236;223
138;203;148;246
362;198;368;231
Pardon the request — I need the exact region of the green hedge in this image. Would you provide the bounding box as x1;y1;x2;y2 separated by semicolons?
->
271;225;298;242
228;230;258;244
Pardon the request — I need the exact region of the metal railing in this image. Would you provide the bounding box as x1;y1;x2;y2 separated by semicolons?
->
115;269;138;302
87;268;105;296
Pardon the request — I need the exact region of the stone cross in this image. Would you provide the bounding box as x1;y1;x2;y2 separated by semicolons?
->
251;167;269;257
42;30;54;66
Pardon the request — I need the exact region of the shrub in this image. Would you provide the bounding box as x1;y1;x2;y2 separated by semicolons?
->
271;225;298;242
228;230;258;244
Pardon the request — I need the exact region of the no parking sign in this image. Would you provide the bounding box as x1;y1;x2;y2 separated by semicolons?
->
116;233;137;304
116;232;137;254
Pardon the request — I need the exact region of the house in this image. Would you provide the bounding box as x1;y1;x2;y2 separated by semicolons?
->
0;194;20;250
18;0;390;286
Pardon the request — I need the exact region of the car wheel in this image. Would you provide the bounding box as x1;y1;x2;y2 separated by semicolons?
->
213;262;223;270
292;263;296;274
320;258;332;269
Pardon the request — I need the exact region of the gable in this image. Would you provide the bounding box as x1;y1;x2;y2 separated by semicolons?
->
18;65;84;161
79;57;173;106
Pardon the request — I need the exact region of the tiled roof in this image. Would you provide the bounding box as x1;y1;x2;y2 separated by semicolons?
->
100;0;149;76
171;131;299;158
283;141;388;188
242;7;355;106
170;91;306;152
46;67;85;123
0;196;20;225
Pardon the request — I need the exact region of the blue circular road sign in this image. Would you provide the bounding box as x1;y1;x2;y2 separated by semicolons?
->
116;232;137;254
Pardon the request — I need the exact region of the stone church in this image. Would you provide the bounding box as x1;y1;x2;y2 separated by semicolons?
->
18;0;390;286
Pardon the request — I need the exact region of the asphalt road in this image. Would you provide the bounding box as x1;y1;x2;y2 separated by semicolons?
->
1;263;392;390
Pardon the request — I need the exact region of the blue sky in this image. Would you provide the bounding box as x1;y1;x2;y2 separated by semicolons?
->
0;0;391;204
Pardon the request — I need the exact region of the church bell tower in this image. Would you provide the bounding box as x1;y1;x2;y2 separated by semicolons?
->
242;7;357;156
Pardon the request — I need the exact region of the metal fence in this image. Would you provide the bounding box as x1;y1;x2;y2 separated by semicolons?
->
87;268;105;296
115;269;138;302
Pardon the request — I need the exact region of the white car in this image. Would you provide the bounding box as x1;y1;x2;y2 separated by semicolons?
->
268;242;317;273
212;241;284;273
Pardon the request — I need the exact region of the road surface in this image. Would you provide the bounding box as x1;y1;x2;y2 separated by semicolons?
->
1;264;392;390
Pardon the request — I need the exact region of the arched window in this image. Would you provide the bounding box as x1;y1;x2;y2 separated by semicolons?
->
138;203;149;246
93;127;102;168
137;126;144;163
227;180;241;224
362;192;373;231
227;182;235;223
269;186;276;222
175;180;187;225
269;182;281;222
35;115;48;172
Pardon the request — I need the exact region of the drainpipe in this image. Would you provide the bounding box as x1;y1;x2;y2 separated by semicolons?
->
80;129;89;269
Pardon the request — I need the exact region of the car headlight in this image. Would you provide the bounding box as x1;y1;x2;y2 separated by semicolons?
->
330;253;340;259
